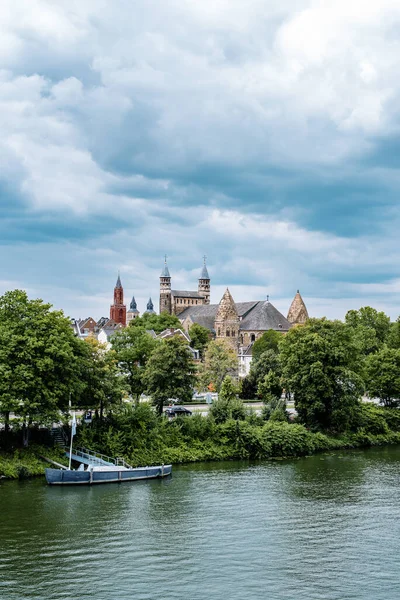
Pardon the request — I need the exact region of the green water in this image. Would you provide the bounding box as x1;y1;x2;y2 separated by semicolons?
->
1;447;400;599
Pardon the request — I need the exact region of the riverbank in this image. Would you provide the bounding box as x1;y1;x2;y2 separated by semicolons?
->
0;446;68;480
2;404;400;480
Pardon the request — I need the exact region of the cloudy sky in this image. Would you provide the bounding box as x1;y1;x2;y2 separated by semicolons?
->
1;0;400;320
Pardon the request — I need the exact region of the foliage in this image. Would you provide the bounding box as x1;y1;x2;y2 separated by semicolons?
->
345;306;391;356
219;376;239;403
188;323;211;358
78;337;126;419
143;337;196;415
249;349;281;392
111;326;157;401
198;339;238;392
365;347;400;407
387;317;400;350
129;312;182;334
239;375;257;400
0;445;68;479
257;370;282;401
0;290;87;445
209;396;246;424
252;330;282;362
280;318;364;432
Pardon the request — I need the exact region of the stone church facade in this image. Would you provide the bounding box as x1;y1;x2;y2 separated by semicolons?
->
159;259;309;351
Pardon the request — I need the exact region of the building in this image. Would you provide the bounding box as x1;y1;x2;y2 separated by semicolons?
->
159;257;210;316
126;296;140;325
110;274;126;326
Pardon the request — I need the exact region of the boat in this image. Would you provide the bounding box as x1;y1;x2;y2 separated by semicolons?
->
45;444;172;486
45;463;172;486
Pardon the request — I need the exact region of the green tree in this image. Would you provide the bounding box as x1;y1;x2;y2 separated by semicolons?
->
188;323;211;358
143;337;196;415
257;370;282;401
130;312;181;334
111;326;157;402
250;349;281;390
79;337;126;420
365;347;400;407
0;290;85;445
345;307;391;355
280;318;364;432
210;376;246;423
252;330;282;362
387;317;400;349
198;339;238;392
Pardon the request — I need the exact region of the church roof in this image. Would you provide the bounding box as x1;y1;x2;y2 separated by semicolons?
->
178;301;259;331
178;300;290;332
287;290;309;324
145;297;155;313
161;262;170;277
115;274;122;289
239;301;291;332
215;288;238;322
199;264;210;279
171;290;204;299
128;295;139;312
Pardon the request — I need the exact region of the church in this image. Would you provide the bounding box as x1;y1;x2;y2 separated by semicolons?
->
158;258;309;347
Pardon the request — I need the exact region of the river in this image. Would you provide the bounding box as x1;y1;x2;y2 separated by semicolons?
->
1;446;400;599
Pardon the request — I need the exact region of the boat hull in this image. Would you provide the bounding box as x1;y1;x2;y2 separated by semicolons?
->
45;465;172;486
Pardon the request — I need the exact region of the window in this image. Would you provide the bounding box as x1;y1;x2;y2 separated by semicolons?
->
251;334;256;342
218;328;221;336
226;330;230;337
240;335;244;344
232;330;236;337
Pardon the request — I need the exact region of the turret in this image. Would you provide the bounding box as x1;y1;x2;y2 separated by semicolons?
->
145;297;156;314
214;288;239;348
198;256;210;305
159;256;172;314
287;290;309;325
126;295;140;325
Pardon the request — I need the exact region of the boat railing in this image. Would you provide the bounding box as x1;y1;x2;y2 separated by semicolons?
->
71;446;132;468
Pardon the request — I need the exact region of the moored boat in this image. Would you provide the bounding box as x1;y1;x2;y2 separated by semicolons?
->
45;463;172;486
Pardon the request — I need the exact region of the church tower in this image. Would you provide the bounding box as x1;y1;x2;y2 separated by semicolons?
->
198;256;210;305
287;290;309;325
110;274;127;326
214;288;240;349
159;256;172;315
126;295;140;325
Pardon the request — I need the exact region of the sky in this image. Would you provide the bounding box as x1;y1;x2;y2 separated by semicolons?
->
1;0;400;321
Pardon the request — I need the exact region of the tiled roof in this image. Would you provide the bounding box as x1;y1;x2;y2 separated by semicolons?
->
239;301;291;332
171;290;204;299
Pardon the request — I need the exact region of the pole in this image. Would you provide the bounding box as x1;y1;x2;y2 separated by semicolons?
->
68;428;73;471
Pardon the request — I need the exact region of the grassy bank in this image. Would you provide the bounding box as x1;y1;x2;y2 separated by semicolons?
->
0;446;68;480
2;404;400;479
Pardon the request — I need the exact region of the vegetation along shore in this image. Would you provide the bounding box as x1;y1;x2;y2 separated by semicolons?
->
1;290;400;479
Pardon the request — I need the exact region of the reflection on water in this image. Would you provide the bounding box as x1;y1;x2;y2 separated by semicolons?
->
1;447;400;599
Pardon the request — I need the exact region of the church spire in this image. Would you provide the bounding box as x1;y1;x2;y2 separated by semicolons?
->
110;273;126;326
198;255;210;305
145;297;155;314
160;255;172;315
287;290;309;325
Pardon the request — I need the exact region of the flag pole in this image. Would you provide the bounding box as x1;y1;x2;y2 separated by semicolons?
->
68;411;76;471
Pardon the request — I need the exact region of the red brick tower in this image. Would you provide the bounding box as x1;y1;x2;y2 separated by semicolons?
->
110;274;127;326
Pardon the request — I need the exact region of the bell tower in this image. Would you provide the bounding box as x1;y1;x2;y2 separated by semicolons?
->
198;255;210;305
159;255;172;314
110;273;127;326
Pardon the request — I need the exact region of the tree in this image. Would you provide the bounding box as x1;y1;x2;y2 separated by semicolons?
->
257;371;282;401
365;347;400;407
387;317;400;350
252;330;282;362
345;307;391;355
280;318;364;432
79;338;126;420
210;376;246;423
188;323;211;358
111;326;157;402
143;337;196;415
250;349;281;390
130;312;181;334
0;290;85;445
198;339;238;392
